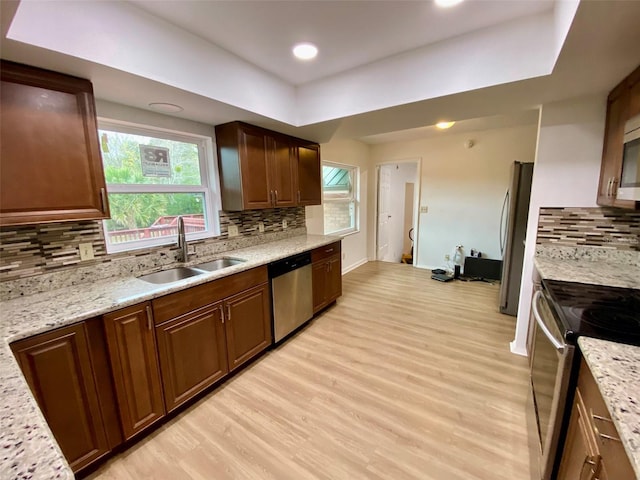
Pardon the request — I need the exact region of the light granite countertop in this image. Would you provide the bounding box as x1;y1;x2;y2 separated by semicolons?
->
534;256;640;290
578;337;640;479
0;234;339;480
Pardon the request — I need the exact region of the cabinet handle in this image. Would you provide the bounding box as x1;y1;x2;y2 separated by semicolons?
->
219;304;225;324
226;305;231;321
580;455;598;480
270;190;275;206
611;177;618;198
297;190;301;203
591;412;622;442
606;178;611;197
100;187;108;213
145;305;154;330
325;248;334;253
274;190;278;204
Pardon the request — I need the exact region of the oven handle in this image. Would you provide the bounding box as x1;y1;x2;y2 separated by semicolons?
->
532;290;565;352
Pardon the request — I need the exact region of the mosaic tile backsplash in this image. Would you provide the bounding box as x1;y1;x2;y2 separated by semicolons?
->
537;207;639;251
0;207;306;282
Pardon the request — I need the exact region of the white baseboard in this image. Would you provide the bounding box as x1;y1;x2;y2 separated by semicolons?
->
510;340;528;357
342;258;368;275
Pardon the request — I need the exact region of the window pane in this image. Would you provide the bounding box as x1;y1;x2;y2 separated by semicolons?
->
100;130;202;186
105;193;206;245
323;166;352;196
324;200;355;234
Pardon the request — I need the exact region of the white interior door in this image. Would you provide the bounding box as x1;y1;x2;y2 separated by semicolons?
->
377;165;391;261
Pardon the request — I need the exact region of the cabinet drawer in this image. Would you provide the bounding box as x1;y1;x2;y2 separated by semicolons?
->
311;242;341;263
152;266;268;324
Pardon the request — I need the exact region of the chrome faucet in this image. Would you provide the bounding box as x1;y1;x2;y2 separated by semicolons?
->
177;216;189;262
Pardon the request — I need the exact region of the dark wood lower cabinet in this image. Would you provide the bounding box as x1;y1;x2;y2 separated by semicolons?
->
312;254;342;313
224;282;272;372
103;302;165;440
155;303;229;412
11;322;110;473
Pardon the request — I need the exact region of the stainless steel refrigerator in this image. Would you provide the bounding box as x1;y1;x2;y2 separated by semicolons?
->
499;161;533;316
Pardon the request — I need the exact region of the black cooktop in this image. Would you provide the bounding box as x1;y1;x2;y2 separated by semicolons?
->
542;279;640;346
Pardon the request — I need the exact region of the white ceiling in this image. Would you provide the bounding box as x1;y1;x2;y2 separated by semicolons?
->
2;0;640;144
131;0;554;86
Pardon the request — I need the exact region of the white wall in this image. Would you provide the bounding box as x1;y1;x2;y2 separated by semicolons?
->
511;95;606;355
380;163;418;263
306;139;371;273
371;125;538;270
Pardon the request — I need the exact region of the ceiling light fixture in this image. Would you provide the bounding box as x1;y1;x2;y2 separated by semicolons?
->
293;42;318;60
148;102;184;113
434;0;464;7
436;121;455;129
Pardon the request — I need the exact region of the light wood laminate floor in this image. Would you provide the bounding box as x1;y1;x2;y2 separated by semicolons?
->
88;261;531;480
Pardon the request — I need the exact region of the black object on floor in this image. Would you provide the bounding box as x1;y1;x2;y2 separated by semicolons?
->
431;273;454;282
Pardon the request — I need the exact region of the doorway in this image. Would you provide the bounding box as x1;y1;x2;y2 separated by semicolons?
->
376;160;420;264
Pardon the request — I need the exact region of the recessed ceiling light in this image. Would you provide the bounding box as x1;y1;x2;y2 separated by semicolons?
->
293;42;318;60
148;102;184;113
435;0;464;7
436;121;455;129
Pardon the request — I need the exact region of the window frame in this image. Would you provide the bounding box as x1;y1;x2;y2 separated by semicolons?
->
322;161;359;236
98;118;220;254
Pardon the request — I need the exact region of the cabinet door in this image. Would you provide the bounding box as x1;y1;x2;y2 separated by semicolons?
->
326;255;343;304
297;143;322;206
239;127;272;209
0;60;109;226
224;283;272;372
269;135;297;207
598;85;628;206
557;390;600;480
11;323;110;472
103;303;165;440
312;260;329;313
155;303;228;412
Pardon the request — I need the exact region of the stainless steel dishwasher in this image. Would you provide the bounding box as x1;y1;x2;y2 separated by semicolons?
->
268;252;313;343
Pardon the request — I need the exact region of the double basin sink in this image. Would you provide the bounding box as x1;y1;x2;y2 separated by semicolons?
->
138;258;245;284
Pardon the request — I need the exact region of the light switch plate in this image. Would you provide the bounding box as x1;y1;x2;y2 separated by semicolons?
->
79;243;94;261
282;219;288;229
420;206;429;214
258;222;265;233
228;225;239;237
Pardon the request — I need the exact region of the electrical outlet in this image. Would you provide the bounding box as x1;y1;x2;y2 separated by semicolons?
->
258;222;265;233
282;219;288;229
79;243;94;261
228;225;239;237
444;254;450;261
420;205;429;214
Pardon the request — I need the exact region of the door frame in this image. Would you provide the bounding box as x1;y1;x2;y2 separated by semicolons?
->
374;158;422;265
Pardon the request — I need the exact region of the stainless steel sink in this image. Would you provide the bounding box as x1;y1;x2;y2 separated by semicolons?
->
138;267;205;284
195;257;246;272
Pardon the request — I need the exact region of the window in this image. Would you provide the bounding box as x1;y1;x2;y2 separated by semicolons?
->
323;162;359;235
99;120;219;253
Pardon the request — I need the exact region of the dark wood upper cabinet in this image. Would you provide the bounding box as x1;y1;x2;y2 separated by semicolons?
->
297;143;322;206
224;282;272;372
0;60;110;225
155;303;229;412
215;121;320;210
269;135;298;207
103;302;165;440
11;322;111;473
597;64;639;209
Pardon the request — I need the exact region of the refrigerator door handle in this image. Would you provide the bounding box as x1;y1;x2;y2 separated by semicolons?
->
500;190;509;256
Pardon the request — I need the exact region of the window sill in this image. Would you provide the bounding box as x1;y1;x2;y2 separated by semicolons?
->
325;229;360;238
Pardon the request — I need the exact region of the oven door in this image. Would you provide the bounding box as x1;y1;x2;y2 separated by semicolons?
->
529;289;575;480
